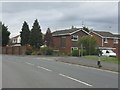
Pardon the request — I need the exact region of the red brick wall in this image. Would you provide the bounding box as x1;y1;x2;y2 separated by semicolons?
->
52;35;72;54
90;32;102;47
52;36;61;49
90;32;119;58
52;30;89;54
103;38;113;47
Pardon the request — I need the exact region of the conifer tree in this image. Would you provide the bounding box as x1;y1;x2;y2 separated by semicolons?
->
2;23;10;46
20;21;30;45
30;19;43;48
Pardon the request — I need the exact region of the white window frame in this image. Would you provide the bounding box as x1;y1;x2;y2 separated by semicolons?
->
113;38;118;44
71;35;78;41
104;38;108;43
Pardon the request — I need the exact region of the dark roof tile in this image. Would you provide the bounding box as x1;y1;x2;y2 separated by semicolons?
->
93;31;114;37
52;28;81;36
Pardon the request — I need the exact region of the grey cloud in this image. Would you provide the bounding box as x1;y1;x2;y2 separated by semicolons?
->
1;1;118;37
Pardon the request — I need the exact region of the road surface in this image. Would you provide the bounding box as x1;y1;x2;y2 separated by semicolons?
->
2;55;118;88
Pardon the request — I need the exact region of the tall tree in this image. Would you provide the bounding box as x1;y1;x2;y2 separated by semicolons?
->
29;19;43;48
2;23;10;46
83;27;89;32
20;21;30;46
44;28;53;47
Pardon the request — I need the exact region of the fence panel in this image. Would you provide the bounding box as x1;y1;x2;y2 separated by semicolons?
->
1;46;26;55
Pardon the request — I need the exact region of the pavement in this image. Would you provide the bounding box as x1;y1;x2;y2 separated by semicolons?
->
2;55;118;88
54;56;118;72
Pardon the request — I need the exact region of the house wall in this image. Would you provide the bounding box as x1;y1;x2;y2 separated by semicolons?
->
52;30;89;54
91;32;120;59
17;36;21;43
52;35;72;54
90;32;102;47
72;30;88;47
12;36;21;44
103;38;114;47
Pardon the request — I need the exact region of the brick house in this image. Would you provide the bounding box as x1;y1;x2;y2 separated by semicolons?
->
90;31;120;58
51;27;90;54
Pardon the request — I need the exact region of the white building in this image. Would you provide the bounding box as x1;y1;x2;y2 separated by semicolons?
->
10;35;21;46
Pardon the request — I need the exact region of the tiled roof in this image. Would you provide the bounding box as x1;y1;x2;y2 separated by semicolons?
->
93;31;115;37
113;34;120;38
52;28;82;36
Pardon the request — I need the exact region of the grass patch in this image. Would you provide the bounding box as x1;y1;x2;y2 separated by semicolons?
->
82;55;119;64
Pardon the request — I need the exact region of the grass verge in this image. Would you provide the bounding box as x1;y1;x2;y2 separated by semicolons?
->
82;55;119;64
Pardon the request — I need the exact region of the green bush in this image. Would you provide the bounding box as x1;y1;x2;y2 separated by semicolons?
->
25;50;32;55
80;49;87;56
41;47;53;55
46;48;53;55
31;51;42;55
72;50;79;56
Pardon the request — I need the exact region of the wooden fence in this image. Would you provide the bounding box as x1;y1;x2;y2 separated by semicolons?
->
1;46;26;55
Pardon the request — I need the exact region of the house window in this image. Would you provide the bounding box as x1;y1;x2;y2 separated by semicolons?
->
71;35;78;41
103;38;108;43
13;39;16;43
113;39;118;44
61;36;66;48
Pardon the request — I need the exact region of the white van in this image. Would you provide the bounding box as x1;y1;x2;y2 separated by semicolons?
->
101;50;116;57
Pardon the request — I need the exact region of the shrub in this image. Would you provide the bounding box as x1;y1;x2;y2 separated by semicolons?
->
80;49;87;56
25;49;32;55
40;47;53;55
25;45;33;55
46;48;53;55
31;51;42;55
72;49;79;56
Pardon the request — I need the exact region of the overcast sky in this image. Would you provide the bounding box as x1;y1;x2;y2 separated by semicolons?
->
1;1;119;37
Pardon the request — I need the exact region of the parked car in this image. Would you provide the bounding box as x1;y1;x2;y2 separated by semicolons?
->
101;50;116;57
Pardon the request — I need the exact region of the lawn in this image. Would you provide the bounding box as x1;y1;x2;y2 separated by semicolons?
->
82;55;119;64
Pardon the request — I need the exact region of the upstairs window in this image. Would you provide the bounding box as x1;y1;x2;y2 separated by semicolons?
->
113;38;118;44
103;38;108;43
13;39;17;43
71;35;78;41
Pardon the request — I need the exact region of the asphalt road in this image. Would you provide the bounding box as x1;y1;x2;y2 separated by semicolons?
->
2;55;118;88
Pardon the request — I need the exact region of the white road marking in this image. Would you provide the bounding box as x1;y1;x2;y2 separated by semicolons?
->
25;62;34;66
59;73;93;87
37;66;52;72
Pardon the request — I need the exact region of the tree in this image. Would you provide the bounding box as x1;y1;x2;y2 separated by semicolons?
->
2;23;10;46
29;19;43;48
78;35;97;55
44;28;53;47
83;27;89;32
20;21;30;46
